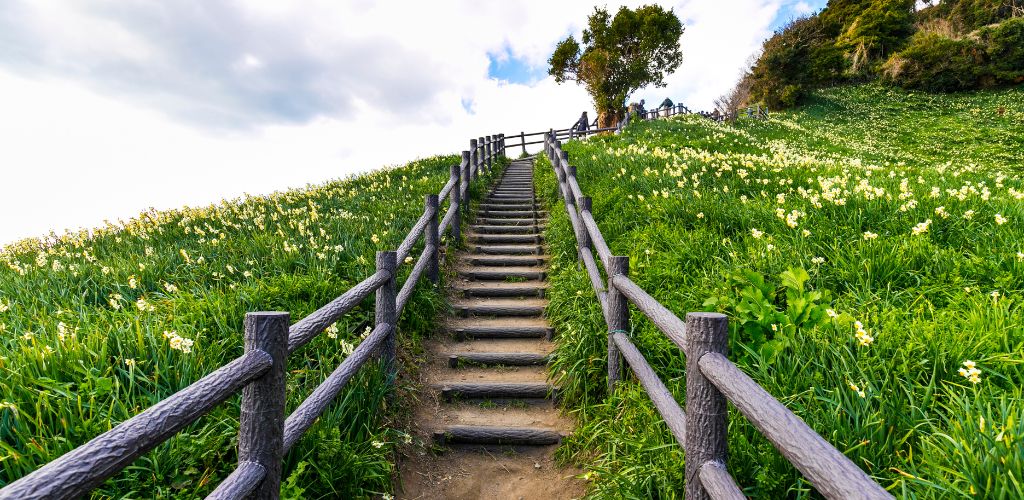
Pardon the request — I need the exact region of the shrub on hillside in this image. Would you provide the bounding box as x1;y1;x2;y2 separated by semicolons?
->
918;0;1024;33
836;0;916;74
748;16;843;108
881;31;985;91
978;17;1024;83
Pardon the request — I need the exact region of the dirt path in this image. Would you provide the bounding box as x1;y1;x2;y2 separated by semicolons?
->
396;158;585;499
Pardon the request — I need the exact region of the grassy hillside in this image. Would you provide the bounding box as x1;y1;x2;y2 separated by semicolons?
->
0;156;457;497
539;84;1024;498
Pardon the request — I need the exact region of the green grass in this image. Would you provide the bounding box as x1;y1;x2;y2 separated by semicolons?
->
539;83;1024;498
0;155;465;498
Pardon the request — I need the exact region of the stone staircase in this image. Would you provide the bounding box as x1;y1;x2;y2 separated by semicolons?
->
398;157;582;498
433;157;568;446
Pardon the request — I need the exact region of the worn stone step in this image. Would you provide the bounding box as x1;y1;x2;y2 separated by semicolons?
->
452;297;548;317
448;352;549;367
478;210;547;218
458;265;546;280
438;382;555;401
463;254;547;266
476;217;547;226
470;244;543;255
470;224;540;234
470;233;542;244
450;323;552;340
433;426;564;446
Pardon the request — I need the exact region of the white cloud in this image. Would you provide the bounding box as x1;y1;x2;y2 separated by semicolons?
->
0;0;793;246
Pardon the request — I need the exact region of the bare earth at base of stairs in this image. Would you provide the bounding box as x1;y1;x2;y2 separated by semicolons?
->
396;158;586;499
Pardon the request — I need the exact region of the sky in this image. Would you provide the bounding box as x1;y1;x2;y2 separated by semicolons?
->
0;0;825;246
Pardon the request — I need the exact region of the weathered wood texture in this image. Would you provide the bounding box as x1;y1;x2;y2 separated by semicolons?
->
287;270;389;354
580;210;612;268
396;245;435;315
425;194;440;283
605;256;629;393
205;461;266;500
396;206;434;265
434;426;562;446
698;461;745;500
448;352;548;367
239;312;289;500
611;274;687;350
685;312;729;500
376;251;398;378
0;350;272;499
282;323;390;452
698;352;892;499
439;382;553;400
437;174;457;205
612;332;686;447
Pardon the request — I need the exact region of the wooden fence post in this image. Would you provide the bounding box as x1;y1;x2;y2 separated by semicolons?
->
486;135;493;171
469;138;478;184
477;136;485;177
606;256;629;393
685;312;729;500
462;149;472;216
578;197;593;260
376;251;398;379
450;163;462;241
239;311;289;500
425;194;439;283
521;131;527;156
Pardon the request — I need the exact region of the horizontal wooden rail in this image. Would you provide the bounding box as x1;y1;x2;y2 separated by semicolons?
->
612;332;687;447
206;460;266;500
396;206;436;264
282;323;392;452
609;275;687;350
697;461;744;500
0;350;273;499
698;352;891;499
396;245;435;315
287;270;390;354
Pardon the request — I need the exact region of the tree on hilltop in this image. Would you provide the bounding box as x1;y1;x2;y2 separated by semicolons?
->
548;5;683;128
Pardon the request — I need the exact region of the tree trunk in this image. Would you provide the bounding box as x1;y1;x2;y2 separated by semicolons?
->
597;108;621;128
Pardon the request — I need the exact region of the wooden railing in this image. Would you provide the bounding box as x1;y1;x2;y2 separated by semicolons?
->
0;134;510;500
542;129;893;500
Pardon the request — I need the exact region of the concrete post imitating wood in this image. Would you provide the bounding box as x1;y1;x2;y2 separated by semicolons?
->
240;311;289;500
376;251;398;380
462;149;472;216
521;131;527;156
578;197;593;260
486;135;492;171
469;138;478;184
606;256;629;393
450;163;462;242
425;194;439;283
685;312;729;500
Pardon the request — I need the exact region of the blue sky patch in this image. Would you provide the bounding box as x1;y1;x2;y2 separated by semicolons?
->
487;52;545;85
770;0;827;32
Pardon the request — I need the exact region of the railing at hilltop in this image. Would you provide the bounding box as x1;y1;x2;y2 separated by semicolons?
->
0;134;510;500
539;125;892;499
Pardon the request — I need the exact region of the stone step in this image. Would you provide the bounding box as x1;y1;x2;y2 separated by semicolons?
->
452;297;548;317
457;265;546;281
469;244;543;255
433;426;564;446
447;352;549;367
458;282;548;298
470;224;541;234
449;318;552;338
478;210;547;218
462;254;547;266
476;217;547;226
437;382;556;401
470;233;543;244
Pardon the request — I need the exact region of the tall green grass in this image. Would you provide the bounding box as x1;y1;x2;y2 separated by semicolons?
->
542;84;1024;498
0;156;458;498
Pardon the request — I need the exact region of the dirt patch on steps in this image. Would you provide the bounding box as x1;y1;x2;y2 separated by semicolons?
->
396;444;585;500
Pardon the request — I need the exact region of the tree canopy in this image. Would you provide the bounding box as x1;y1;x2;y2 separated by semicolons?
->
548;5;683;125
